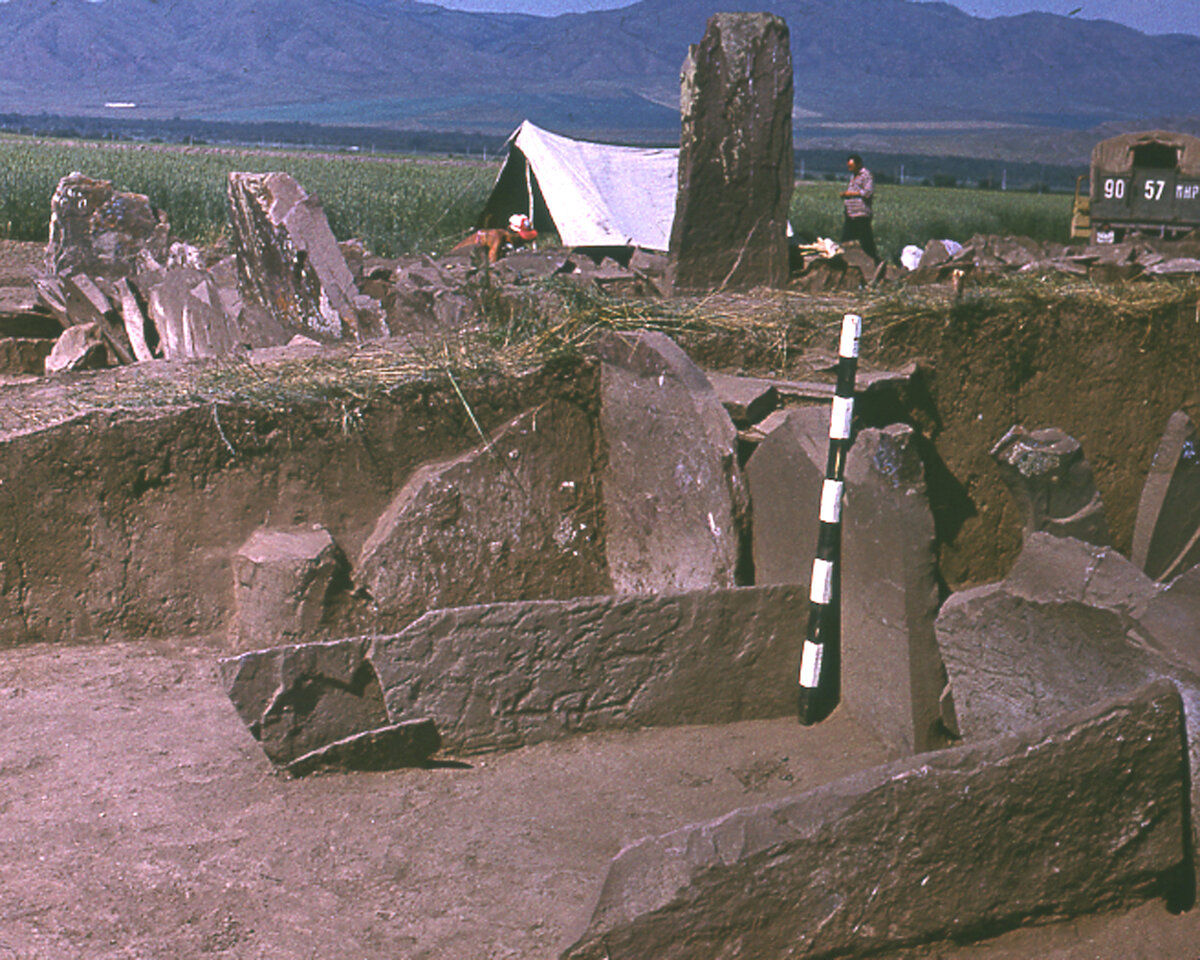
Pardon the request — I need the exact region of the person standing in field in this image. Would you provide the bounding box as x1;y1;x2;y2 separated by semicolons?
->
840;153;878;260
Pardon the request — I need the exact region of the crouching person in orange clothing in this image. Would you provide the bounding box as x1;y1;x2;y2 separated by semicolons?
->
451;214;538;263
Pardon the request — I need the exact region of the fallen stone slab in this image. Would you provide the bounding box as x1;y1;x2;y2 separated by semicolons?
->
227;171;388;343
990;424;1111;545
1134;563;1200;675
746;410;946;754
44;322;108;374
703;371;779;426
58;274;135;364
284;718;440;778
218;637;388;768
232;525;347;650
355;398;609;631
592;330;747;593
562;681;1188;960
1132;410;1200;581
370;585;805;754
669;12;793;291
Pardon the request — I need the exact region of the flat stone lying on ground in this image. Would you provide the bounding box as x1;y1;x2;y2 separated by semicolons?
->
746;409;946;754
562;680;1188;960
1132;410;1200;580
370;585;805;754
592;330;747;593
669;12;793;291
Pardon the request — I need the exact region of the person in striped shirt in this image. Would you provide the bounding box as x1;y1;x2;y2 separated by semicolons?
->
840;154;878;261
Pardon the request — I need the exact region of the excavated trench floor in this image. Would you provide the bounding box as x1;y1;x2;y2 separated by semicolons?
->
4;239;1200;957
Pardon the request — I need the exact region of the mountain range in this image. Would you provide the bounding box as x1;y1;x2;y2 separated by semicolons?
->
1;0;1198;159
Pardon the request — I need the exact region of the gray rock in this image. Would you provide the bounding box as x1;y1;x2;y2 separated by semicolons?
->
370;585;804;754
355;399;609;629
592;330;747;593
1132;410;1200;580
990;424;1111;545
668;13;793;291
703;371;779;427
227;171;388;342
746;411;946;753
232;525;347;650
44;172;170;279
284;718;440;778
562;681;1188;960
113;277;157;361
45;322;108;374
1135;563;1200;673
218;637;388;767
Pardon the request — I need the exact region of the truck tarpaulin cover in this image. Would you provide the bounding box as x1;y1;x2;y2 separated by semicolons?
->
1091;130;1200;177
479;120;680;251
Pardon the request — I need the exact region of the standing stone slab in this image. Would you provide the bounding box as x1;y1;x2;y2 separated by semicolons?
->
370;585;805;754
562;682;1188;960
1132;410;1200;580
355;399;609;630
218;637;387;767
990;424;1111;545
227;171;388;342
746;410;946;753
593;330;747;593
668;13;793;292
232;525;347;650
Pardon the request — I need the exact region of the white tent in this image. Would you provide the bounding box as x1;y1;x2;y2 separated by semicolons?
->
479;120;680;252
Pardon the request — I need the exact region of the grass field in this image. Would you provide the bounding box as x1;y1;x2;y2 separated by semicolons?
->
0;135;1072;262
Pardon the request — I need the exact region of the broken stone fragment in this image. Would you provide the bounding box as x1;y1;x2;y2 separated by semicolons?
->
284;718;440;778
990;424;1110;545
231;525;347;650
562;681;1187;960
355;399;608;630
668;13;793;291
703;371;779;427
227;171;389;342
45;172;170;279
218;637;388;767
44;322;108;374
592;330;747;593
1131;410;1200;580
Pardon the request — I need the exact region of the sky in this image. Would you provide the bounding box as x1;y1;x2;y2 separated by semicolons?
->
433;0;1200;37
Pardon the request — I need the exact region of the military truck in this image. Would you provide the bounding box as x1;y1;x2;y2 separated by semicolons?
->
1074;130;1200;242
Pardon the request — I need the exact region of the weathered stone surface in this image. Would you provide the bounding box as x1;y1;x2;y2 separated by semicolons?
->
355;398;609;630
668;13;793;291
45;173;170;279
990;424;1111;545
562;681;1188;960
1132;410;1200;580
218;637;388;767
592;330;747;593
0;337;54;375
284;718;440;778
232;525;346;650
371;585;804;754
45;322;108;374
113;276;157;361
227;171;388;342
1135;563;1200;673
746;410;946;753
704;371;778;427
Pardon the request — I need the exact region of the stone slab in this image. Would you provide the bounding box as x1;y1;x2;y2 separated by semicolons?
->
1132;410;1200;580
284;718;441;778
703;371;778;426
370;585;804;754
562;681;1188;960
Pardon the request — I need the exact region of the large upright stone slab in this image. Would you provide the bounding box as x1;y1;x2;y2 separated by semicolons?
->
990;424;1111;545
44;173;170;279
746;409;946;753
562;682;1188;960
1132;410;1200;580
227;171;388;342
355;399;609;630
370;585;805;754
668;13;793;292
592;331;746;593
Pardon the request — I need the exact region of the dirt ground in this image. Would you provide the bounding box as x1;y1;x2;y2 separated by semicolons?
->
5;238;1200;957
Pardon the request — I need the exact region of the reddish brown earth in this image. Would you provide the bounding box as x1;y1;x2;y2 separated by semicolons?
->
3;239;1200;958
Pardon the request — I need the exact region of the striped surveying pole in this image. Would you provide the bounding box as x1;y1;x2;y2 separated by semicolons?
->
797;312;861;725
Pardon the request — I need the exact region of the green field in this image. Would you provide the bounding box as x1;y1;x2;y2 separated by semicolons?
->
0;135;1072;263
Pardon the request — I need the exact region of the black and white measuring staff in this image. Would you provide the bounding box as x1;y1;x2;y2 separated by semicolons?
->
797;312;861;725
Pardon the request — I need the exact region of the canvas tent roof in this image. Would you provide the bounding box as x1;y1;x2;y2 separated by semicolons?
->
1091;130;1200;177
479;120;680;252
